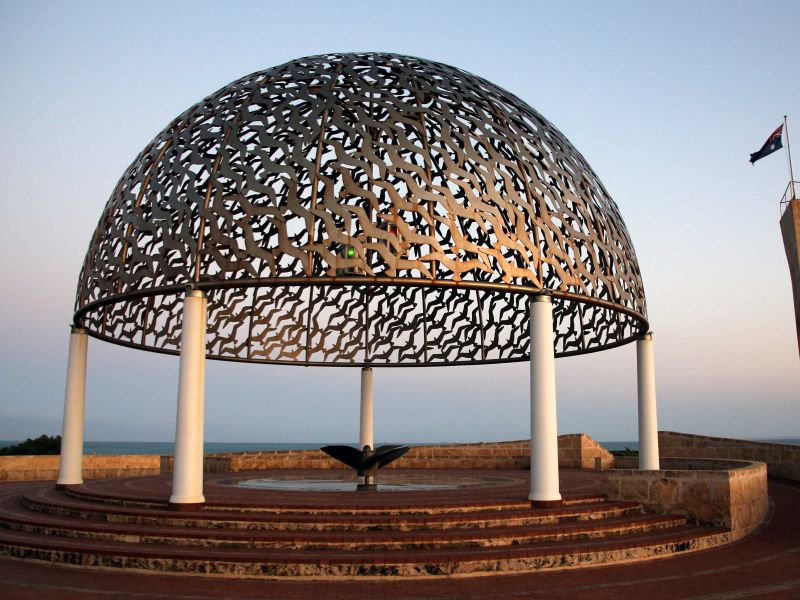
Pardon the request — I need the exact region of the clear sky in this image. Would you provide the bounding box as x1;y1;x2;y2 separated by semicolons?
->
0;0;798;444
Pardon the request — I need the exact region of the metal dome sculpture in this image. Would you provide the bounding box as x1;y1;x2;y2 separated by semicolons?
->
59;53;662;506
74;52;647;366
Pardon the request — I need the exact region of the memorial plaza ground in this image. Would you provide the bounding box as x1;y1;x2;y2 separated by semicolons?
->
0;470;798;599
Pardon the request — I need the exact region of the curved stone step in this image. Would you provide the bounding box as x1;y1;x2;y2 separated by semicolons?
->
0;524;731;577
64;484;606;515
0;497;686;550
21;489;644;532
0;475;735;578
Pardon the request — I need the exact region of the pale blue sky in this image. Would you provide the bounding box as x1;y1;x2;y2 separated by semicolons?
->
0;0;798;443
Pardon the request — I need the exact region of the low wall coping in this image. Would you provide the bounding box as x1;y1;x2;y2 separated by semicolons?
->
612;457;764;474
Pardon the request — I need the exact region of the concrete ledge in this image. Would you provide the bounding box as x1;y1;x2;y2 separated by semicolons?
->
607;457;768;540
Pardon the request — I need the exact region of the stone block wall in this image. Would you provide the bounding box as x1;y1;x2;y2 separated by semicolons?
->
659;431;800;481
0;433;614;480
608;458;768;540
162;442;531;473
388;441;531;470
558;434;614;470
159;435;613;474
0;455;161;481
728;463;770;534
612;456;638;469
0;455;60;480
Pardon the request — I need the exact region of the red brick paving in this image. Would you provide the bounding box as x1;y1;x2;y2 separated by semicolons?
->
0;476;798;599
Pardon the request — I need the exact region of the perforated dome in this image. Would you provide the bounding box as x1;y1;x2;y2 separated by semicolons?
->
74;52;647;366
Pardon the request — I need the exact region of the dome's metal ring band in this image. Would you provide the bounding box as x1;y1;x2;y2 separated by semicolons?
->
74;277;648;366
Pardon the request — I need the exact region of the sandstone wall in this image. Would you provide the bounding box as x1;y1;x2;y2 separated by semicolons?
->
161;434;614;474
0;433;617;480
659;431;800;481
612;456;638;469
608;458;768;540
558;434;615;470
0;455;160;481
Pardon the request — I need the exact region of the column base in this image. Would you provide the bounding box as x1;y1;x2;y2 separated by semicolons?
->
54;483;79;491
638;459;661;471
55;480;82;489
529;498;563;508
168;501;206;512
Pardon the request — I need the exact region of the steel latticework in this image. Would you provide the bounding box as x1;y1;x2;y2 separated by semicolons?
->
74;52;648;366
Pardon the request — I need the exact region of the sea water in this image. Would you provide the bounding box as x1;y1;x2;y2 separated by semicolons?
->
1;438;798;455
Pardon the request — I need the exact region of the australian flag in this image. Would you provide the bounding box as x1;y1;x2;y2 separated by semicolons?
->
750;124;784;164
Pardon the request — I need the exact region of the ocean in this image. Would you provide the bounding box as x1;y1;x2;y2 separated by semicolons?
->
1;438;798;455
0;441;331;456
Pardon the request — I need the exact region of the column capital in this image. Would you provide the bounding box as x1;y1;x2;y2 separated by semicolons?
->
185;288;206;299
639;331;654;341
532;292;553;303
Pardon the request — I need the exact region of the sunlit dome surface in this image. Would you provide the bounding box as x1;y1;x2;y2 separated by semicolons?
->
74;52;647;366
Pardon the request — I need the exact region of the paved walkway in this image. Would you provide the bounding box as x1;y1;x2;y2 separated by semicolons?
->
0;478;798;599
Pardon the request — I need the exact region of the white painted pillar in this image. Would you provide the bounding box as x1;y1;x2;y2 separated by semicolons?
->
170;289;207;506
637;332;660;470
529;294;562;504
359;367;374;451
56;327;89;487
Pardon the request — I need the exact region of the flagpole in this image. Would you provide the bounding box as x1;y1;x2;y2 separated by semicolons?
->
786;115;797;200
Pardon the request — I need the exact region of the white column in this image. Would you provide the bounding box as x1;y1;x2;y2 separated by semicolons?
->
170;289;207;506
637;332;660;470
529;294;561;504
359;367;374;451
57;327;89;487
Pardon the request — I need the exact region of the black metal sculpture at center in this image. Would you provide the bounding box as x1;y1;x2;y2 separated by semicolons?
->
320;444;410;490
